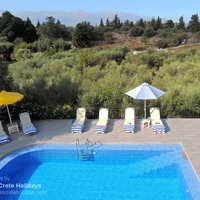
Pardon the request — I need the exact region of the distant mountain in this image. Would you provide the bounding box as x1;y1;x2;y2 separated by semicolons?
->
0;10;149;26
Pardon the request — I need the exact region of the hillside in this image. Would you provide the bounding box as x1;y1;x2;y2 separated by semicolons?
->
1;11;200;121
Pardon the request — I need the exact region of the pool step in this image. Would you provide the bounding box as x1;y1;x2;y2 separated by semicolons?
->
129;151;180;177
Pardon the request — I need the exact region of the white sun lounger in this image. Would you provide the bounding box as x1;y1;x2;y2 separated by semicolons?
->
150;107;165;134
0;121;9;144
71;108;86;133
95;108;109;133
123;108;135;133
19;112;37;135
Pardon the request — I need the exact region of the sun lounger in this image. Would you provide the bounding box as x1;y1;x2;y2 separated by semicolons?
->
0;121;9;144
95;108;109;133
19;112;37;135
71;108;86;133
123;108;135;133
150;107;165;134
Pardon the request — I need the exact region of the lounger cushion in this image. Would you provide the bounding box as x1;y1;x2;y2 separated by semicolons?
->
95;126;107;133
123;124;135;133
71;120;84;133
23;126;37;135
152;124;165;134
0;133;10;143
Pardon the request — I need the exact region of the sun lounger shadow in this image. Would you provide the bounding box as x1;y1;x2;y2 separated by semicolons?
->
134;119;141;132
0;121;10;144
83;119;93;132
106;119;115;133
162;119;170;132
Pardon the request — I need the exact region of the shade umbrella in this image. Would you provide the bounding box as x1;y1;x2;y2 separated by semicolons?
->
0;90;24;124
125;82;165;119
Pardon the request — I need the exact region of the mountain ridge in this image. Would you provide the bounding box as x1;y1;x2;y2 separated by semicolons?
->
0;10;149;26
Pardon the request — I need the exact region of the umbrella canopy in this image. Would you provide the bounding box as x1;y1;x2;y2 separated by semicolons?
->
125;82;165;118
0;90;24;123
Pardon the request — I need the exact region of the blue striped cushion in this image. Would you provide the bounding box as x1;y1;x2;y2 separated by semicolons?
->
23;127;37;135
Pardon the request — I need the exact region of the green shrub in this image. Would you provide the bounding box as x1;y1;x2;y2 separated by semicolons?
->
143;27;156;37
156;39;168;49
129;26;144;37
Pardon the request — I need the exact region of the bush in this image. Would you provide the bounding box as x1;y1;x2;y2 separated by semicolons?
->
143;27;156;37
104;32;114;44
140;52;164;68
29;39;71;53
12;48;32;61
129;26;144;37
0;42;14;54
0;42;14;60
21;103;73;120
0;61;10;90
72;21;96;48
52;39;71;51
156;39;168;49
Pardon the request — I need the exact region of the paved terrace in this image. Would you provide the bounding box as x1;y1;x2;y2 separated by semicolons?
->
0;118;200;179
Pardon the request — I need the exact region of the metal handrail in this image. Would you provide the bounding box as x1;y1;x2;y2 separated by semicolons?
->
94;141;103;145
86;139;93;146
86;139;89;159
76;138;81;159
76;138;90;160
75;139;102;160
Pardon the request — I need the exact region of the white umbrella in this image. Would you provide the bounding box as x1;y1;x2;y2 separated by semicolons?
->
125;82;165;119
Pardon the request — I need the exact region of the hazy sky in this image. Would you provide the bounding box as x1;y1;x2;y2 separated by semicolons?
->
1;0;200;21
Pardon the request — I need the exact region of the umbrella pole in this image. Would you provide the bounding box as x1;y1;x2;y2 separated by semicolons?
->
6;105;12;124
144;100;146;119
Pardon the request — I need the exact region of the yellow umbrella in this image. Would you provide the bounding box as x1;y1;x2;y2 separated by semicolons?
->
0;90;24;123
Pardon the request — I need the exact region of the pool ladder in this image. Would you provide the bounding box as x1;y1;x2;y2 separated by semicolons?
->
75;139;94;161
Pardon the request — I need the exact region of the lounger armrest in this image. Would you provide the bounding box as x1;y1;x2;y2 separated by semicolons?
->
151;119;163;126
21;122;35;129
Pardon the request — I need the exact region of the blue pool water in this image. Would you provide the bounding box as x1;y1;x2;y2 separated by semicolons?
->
0;144;200;200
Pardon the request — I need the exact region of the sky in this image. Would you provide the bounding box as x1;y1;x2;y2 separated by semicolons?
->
1;0;200;22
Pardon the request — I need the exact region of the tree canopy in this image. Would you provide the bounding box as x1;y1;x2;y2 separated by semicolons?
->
37;16;71;40
0;11;37;42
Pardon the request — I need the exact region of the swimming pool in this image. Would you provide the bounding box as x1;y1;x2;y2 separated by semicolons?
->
0;144;200;200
